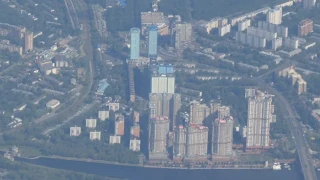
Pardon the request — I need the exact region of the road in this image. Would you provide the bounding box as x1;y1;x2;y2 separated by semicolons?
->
255;80;318;180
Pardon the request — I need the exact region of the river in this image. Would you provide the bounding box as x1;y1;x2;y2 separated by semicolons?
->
15;157;308;180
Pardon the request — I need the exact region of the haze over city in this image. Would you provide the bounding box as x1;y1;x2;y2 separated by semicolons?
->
0;0;320;179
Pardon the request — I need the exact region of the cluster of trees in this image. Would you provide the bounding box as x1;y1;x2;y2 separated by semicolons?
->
0;157;116;180
158;0;282;21
1;116;139;164
105;0;151;32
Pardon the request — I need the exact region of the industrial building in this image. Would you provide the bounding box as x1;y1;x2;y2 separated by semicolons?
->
189;100;211;125
90;131;101;141
109;135;121;144
246;89;275;149
266;7;282;25
238;19;251;32
24;31;33;52
298;19;313;36
141;12;168;35
130;139;141;151
70;126;81;136
150;64;175;94
303;0;316;9
130;123;140;138
235;32;266;48
212;116;234;158
148;116;170;160
284;37;299;50
86;118;97;128
98;110;109;121
130;28;140;60
258;21;288;38
247;26;278;41
279;66;307;94
272;38;283;50
218;24;231;36
148;25;158;59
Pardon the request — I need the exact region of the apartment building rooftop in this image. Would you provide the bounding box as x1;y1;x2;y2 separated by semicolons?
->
141;12;166;24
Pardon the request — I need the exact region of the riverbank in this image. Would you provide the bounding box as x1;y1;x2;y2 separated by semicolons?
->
22;155;272;170
15;157;305;180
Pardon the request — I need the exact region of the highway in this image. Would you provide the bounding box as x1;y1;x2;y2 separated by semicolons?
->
255;80;318;180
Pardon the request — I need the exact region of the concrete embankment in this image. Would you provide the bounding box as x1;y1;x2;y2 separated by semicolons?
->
22;156;270;170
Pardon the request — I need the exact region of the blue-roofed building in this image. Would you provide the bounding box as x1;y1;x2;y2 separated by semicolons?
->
150;64;175;93
130;28;140;60
118;0;126;7
148;25;158;59
156;64;174;75
96;79;110;96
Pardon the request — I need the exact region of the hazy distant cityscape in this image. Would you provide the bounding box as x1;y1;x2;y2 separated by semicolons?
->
0;0;320;179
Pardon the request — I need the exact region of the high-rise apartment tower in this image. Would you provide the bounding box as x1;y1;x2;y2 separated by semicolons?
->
130;28;140;60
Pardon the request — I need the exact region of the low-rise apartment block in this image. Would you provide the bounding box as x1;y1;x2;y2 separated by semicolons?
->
86;118;97;128
279;66;307;94
130;139;141;151
109;135;121;144
70;126;81;136
90;131;101;141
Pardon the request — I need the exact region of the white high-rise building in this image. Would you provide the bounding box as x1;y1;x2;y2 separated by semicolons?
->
246;89;275;149
218;24;231;36
266;7;282;25
238;19;251;31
